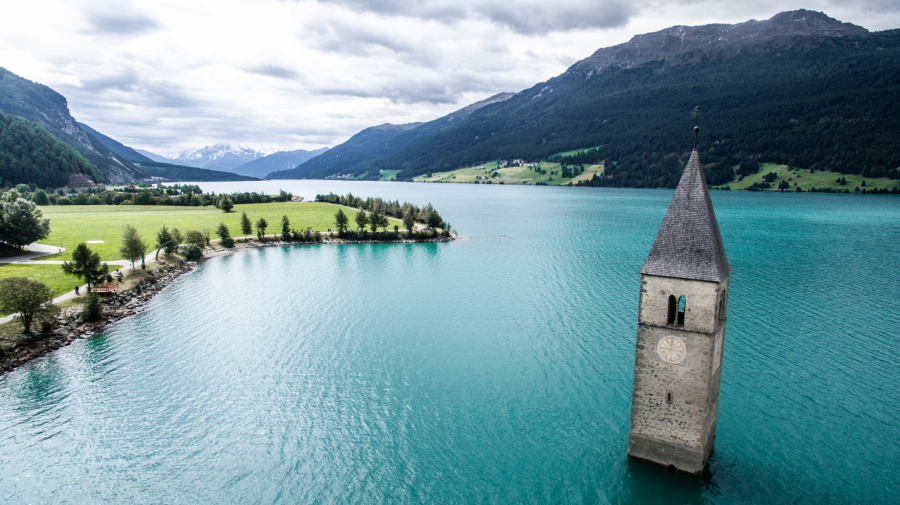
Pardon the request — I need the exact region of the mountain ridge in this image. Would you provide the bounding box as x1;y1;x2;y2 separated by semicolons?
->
268;92;514;179
0;67;145;184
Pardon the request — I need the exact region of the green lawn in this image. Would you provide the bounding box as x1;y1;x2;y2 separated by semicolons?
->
550;146;601;158
725;163;899;192
36;202;396;261
0;263;77;299
379;170;401;181
415;161;603;186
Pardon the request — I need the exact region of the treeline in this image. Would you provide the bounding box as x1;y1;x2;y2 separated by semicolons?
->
0;113;100;188
15;183;294;207
314;192;447;230
369;32;900;187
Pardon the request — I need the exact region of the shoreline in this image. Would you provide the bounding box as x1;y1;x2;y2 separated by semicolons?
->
0;234;456;377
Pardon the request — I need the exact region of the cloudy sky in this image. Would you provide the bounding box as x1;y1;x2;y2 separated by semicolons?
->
2;0;898;156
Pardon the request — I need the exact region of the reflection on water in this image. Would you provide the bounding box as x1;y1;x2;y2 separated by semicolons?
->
1;183;899;504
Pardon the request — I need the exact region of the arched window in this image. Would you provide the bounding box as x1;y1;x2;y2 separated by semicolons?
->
718;290;727;321
677;296;686;325
667;295;677;325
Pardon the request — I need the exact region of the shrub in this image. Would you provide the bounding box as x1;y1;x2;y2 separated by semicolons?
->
57;197;72;205
87;195;103;205
81;293;103;323
185;230;205;247
32;189;50;205
182;243;203;261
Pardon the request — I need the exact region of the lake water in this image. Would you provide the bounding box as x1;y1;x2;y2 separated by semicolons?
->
1;182;899;504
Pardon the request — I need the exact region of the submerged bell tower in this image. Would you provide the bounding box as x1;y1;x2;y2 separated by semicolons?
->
627;112;732;476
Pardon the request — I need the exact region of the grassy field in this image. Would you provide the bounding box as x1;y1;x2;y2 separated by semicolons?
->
379;170;401;181
724;163;899;192
414;162;603;186
36;202;398;262
549;146;601;158
0;263;77;299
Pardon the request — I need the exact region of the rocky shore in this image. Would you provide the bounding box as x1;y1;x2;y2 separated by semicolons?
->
0;261;197;376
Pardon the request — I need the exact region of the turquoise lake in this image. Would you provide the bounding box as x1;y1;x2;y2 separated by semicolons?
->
1;182;899;503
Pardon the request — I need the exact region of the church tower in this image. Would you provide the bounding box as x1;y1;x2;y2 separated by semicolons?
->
627;139;732;476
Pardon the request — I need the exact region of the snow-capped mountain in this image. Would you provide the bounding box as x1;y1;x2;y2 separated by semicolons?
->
169;144;273;171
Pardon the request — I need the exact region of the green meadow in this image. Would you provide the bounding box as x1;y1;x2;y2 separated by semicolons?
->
36;202;397;262
0;263;76;299
725;163;899;192
549;146;601;158
414;162;603;185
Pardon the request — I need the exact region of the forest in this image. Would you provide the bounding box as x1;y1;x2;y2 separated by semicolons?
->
0;113;100;188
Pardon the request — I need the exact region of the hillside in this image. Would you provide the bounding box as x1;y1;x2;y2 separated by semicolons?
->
0;112;101;187
0;68;145;184
232;147;329;178
78;123;257;182
276;11;900;188
268;93;514;180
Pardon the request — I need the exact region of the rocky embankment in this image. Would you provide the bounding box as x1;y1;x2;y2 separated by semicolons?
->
0;261;197;376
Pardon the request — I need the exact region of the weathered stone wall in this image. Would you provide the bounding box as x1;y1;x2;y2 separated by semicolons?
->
637;275;726;333
628;274;729;475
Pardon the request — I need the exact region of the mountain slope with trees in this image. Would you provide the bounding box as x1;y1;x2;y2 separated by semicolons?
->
273;11;900;187
0;68;145;184
0;112;101;188
268;93;514;180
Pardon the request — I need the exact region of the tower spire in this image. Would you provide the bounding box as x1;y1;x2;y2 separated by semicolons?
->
693;105;700;150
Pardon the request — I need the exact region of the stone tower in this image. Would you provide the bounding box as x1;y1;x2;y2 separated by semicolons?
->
627;148;732;476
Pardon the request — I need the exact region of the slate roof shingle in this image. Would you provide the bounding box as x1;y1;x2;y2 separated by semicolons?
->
639;149;732;282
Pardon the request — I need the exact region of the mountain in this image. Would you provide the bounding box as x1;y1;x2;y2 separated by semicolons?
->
134;149;172;163
272;10;900;186
230;147;329;178
267;92;514;180
169;144;270;171
0;67;145;184
0;112;101;187
77;122;154;164
77;123;259;182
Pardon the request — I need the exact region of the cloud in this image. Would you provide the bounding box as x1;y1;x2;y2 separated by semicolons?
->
244;64;300;79
84;12;161;35
324;0;637;33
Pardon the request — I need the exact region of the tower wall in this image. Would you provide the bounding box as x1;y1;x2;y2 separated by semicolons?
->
628;274;728;476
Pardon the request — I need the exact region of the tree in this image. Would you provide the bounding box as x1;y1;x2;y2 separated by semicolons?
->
31;189;50;206
0;190;51;250
256;217;268;240
81;293;102;323
0;277;54;334
219;195;234;213
240;211;252;237
216;222;234;248
403;211;416;234
119;224;147;268
185;230;205;248
156;225;178;258
62;243;109;290
369;209;381;233
281;215;291;241
334;208;349;235
355;208;369;232
426;209;443;230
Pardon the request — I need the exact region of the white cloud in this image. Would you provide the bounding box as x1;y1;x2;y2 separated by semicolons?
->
0;0;896;153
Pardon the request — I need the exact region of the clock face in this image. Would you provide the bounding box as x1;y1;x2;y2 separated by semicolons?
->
657;335;687;364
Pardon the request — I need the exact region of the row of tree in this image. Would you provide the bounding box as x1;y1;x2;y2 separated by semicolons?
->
315;193;447;230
